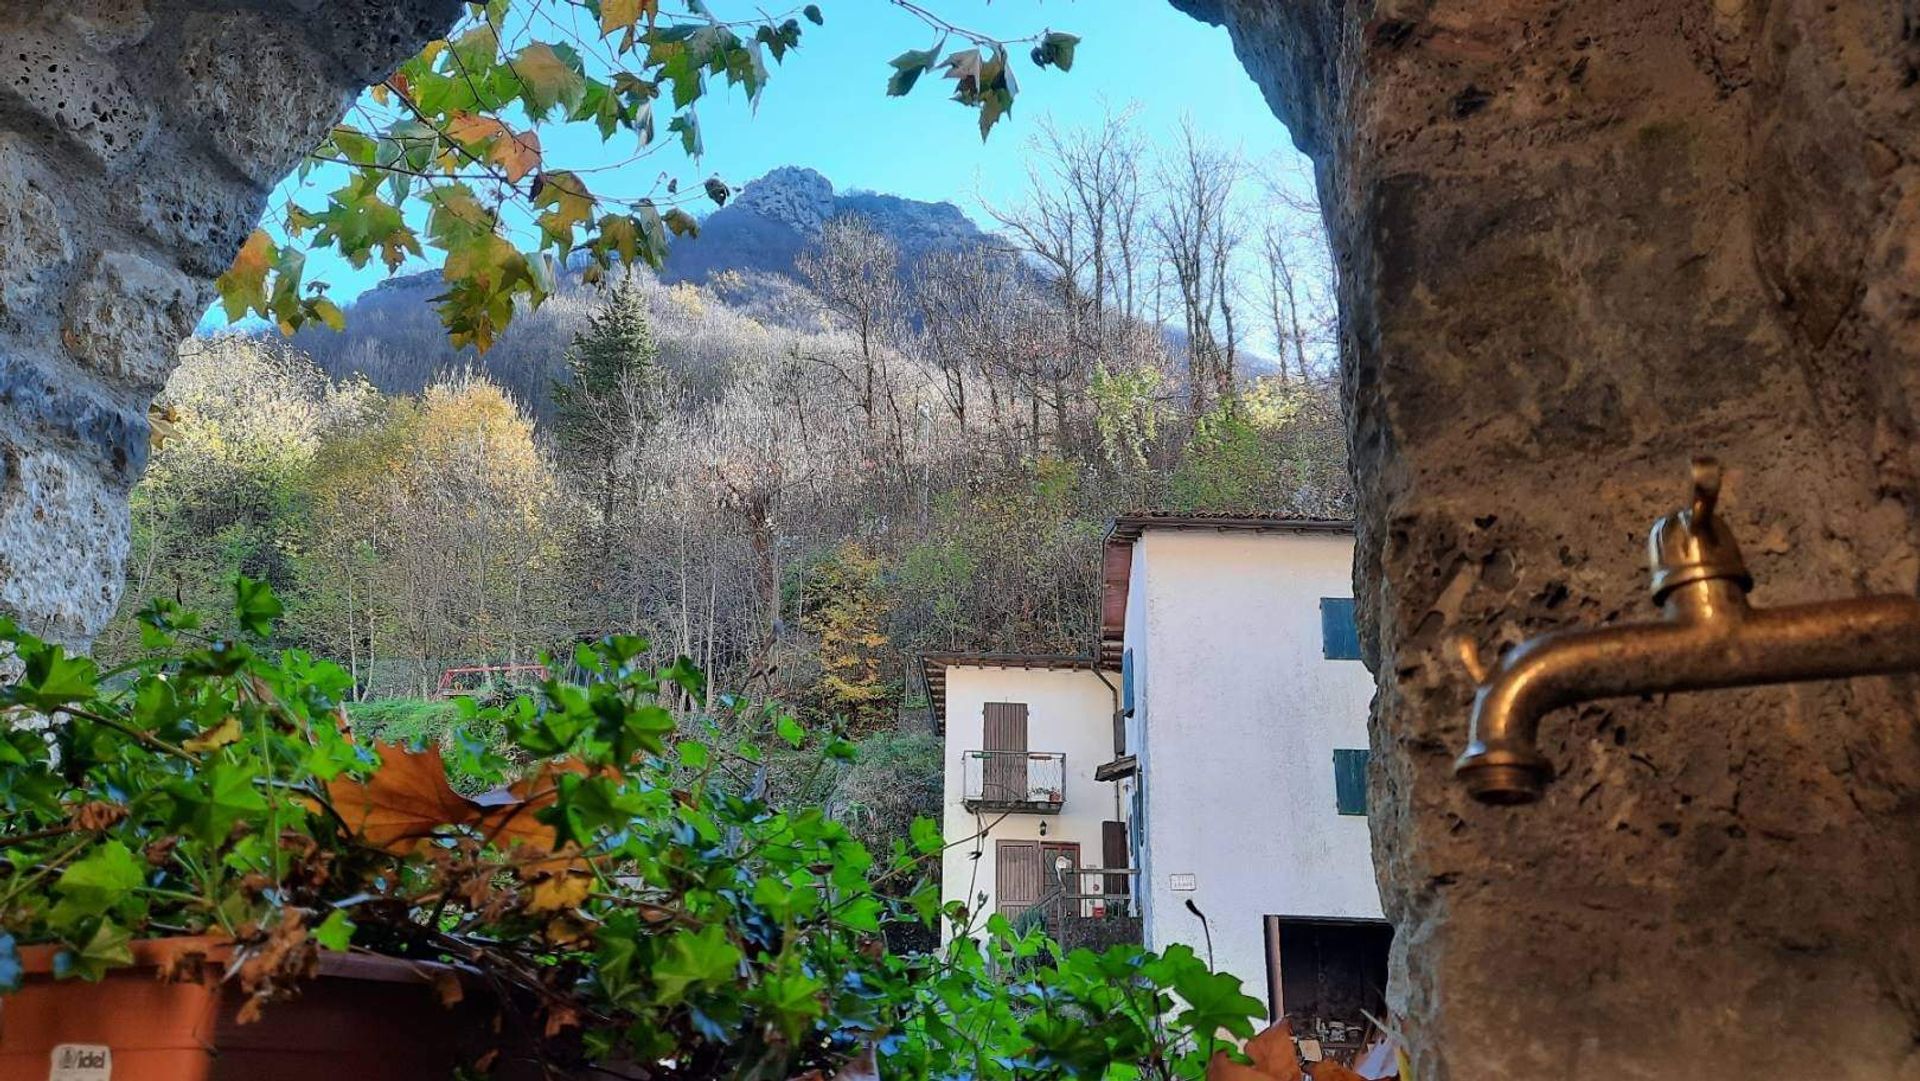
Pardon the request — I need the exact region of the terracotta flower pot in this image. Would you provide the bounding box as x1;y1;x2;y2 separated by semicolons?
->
0;936;512;1081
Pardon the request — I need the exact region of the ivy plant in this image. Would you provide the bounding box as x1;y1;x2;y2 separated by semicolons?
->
0;579;1262;1078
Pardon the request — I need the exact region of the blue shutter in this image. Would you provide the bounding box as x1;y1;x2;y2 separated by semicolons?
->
1121;648;1135;716
1333;749;1369;815
1320;597;1361;660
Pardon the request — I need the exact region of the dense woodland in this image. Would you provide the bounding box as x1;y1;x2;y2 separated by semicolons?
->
104;119;1346;748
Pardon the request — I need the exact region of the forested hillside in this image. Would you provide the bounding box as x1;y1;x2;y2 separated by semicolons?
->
106;118;1346;739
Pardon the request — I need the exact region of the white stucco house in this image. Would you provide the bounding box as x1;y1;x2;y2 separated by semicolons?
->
921;514;1389;1054
921;654;1133;945
1098;514;1388;1054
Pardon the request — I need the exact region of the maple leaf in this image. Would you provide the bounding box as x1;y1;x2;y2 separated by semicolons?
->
324;741;482;854
1208;1019;1304;1081
216;230;275;322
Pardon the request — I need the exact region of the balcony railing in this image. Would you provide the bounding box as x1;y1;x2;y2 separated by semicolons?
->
962;750;1066;813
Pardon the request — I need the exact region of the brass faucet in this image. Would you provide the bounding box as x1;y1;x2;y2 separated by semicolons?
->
1453;458;1920;804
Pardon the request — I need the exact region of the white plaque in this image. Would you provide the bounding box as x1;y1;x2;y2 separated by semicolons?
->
49;1045;111;1081
1169;873;1197;891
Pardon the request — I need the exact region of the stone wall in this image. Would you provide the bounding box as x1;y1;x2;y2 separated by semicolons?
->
1175;1;1920;1077
0;0;458;646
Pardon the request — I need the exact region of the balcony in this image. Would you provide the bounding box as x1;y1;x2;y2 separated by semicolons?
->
962;750;1066;813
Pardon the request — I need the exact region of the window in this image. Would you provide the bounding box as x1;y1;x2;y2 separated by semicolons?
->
1121;648;1136;716
1332;748;1369;816
1320;597;1361;660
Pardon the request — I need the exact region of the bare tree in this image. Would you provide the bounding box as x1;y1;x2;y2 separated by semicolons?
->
796;215;908;436
1152;121;1246;416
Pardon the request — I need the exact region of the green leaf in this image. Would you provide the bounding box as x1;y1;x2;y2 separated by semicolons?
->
515;43;589;120
910;816;943;855
775;714;805;749
676;740;710;769
1043;31;1080;72
53;841;144;919
803;4;823;24
13;643;98;711
887;48;938;96
170;762;268;844
313;909;356;951
652;924;742;1004
56;919;134;982
234;575;284;638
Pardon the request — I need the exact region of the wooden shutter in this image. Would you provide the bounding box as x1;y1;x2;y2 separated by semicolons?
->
996;840;1041;918
982;702;1029;802
1320;598;1362;660
1333;748;1369;815
1102;820;1129;896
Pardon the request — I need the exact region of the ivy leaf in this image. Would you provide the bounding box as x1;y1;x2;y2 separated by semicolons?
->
53;841;144;919
216;230;275;322
13;643;98;711
56;919;134;982
171;762;268;844
313;909;356;951
652;924;743;1004
234;575;284;637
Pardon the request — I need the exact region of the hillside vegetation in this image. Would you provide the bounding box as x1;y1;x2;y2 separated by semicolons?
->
107;119;1346;740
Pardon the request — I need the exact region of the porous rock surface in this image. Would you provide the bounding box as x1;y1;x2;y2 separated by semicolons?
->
0;0;459;645
1174;1;1920;1077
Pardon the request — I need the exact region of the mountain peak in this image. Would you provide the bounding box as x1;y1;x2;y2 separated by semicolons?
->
730;166;836;234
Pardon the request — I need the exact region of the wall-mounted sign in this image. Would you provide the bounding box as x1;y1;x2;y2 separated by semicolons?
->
1169;873;1197;891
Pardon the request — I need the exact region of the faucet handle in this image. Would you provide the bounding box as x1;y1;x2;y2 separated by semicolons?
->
1690;457;1721;525
1649;455;1753;605
1451;632;1491;685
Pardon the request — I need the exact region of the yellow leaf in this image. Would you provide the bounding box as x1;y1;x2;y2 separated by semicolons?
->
215;230;275;322
527;872;593;914
490;129;541;184
183;716;243;754
513;43;585;116
310;297;346;332
444;112;507;147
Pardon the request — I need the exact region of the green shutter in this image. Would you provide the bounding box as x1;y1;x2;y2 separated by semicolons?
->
1333;748;1369;816
1320;598;1361;660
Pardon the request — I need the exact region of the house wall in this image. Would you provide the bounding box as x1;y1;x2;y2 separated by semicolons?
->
1129;529;1380;996
938;665;1119;941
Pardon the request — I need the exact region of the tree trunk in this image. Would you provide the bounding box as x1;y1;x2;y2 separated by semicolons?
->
0;1;459;646
1176;1;1920;1076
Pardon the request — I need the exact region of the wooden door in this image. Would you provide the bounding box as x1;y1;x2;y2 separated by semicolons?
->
1101;820;1129;897
996;839;1042;919
1043;842;1081;909
982;702;1029;802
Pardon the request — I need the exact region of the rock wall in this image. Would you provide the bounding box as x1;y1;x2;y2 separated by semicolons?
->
0;0;458;646
1175;1;1920;1076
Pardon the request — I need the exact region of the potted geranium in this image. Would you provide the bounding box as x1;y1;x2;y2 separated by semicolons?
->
0;578;942;1080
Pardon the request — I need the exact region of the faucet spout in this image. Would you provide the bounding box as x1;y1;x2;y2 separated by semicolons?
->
1456;586;1920;802
1454;459;1920;804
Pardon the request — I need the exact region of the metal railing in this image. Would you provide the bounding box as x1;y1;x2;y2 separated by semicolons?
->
1009;867;1143;953
962;750;1066;812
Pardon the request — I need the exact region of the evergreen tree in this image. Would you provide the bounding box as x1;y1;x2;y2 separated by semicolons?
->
552;278;662;553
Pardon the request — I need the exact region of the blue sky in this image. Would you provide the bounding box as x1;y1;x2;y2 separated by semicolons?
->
257;1;1309;308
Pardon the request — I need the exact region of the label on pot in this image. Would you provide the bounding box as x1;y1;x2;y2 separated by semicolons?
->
48;1044;111;1081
